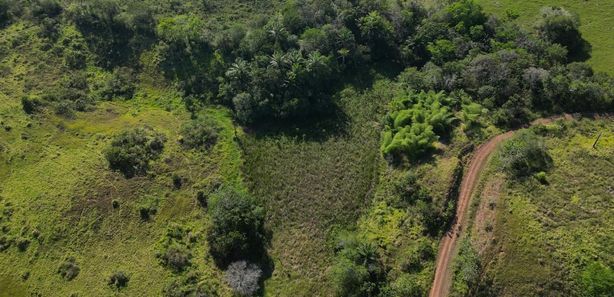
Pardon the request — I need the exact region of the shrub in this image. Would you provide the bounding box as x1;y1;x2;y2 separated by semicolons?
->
499;130;552;177
179;118;219;151
108;271;129;290
163;271;217;297
207;188;265;267
581;262;614;297
534;171;548;185
16;237;29;251
104;127;166;178
100;67;137;100
537;7;590;61
224;261;262;297
390;274;423;297
21;96;42;114
58;257;80;281
158;243;191;272
381;90;456;162
332;234;385;297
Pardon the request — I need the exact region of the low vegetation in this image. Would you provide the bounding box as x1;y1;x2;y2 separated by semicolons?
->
462;118;614;296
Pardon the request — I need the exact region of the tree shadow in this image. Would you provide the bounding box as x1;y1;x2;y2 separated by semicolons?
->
567;34;592;62
244;101;351;143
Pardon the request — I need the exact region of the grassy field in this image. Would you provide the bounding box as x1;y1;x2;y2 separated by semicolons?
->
476;0;614;75
0;21;247;296
466;118;614;296
241;77;392;295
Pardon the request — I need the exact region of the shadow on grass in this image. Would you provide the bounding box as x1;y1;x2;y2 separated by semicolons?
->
243;103;350;143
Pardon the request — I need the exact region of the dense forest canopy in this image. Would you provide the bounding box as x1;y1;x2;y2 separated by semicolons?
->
4;0;612;128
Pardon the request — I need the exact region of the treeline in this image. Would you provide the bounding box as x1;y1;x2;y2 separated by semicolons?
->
6;0;613;127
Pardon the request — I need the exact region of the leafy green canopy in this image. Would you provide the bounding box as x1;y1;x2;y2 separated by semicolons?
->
381;90;455;161
207;188;266;268
104;127;166;178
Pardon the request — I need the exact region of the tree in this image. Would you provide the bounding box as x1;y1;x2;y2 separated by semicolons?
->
224;261;262;297
207;188;265;267
358;11;395;58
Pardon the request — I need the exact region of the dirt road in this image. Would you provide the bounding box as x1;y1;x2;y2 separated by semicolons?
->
428;113;611;297
428;131;513;297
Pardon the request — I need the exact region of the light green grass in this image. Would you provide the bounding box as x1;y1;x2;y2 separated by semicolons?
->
476;0;614;75
475;118;614;296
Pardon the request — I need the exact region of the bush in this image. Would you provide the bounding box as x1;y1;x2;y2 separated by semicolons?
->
104;127;166;178
163;272;217;297
207;188;265;267
224;261;262;297
158;243;191;272
581;262;614;297
389;274;423;297
21;96;42;114
108;271;129;290
332;234;385;297
58;257;80;281
537;7;590;61
179;118;219;151
499;130;552;177
100;67;137;100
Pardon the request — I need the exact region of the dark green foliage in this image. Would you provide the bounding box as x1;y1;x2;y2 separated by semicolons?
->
21;95;42;114
16;237;29;251
104;127;166;178
581;262;614;297
332;234;385;297
57;257;80;281
207;188;265;267
499;130;552;177
99;67;137;100
66;0;155;68
179;118;219;151
138;196;159;221
0;0;18;26
108;271;129;290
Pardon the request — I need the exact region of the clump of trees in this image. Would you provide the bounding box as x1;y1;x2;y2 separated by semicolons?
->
104;127;166;178
499;130;552;177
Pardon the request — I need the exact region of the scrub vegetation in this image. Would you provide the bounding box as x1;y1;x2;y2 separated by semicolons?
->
0;0;612;296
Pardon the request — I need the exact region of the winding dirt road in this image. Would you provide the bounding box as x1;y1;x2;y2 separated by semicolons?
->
428;113;610;297
428;131;514;297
